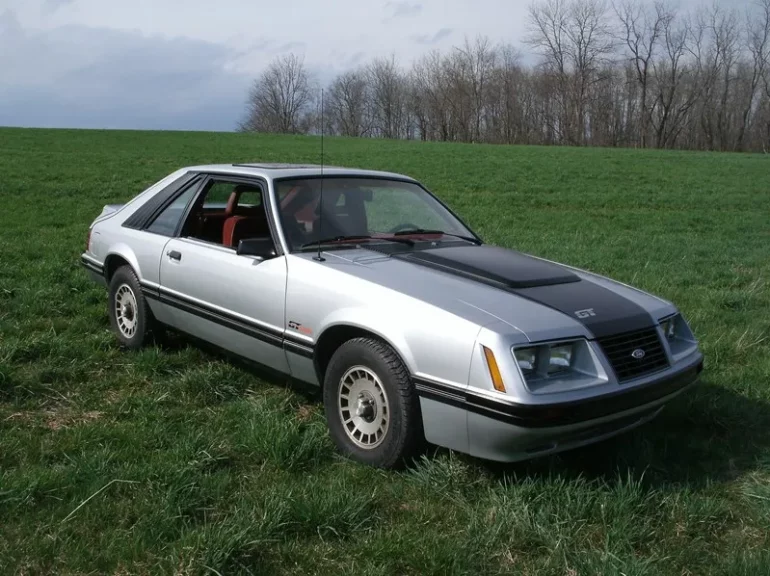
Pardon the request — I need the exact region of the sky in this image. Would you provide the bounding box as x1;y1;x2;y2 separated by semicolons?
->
0;0;752;132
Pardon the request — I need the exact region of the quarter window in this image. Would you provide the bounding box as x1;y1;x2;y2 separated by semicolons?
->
145;184;199;236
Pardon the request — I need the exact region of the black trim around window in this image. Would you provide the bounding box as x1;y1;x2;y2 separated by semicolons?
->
175;174;284;256
271;174;484;253
126;172;285;256
123;172;201;231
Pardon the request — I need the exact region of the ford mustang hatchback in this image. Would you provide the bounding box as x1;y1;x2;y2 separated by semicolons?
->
81;164;704;468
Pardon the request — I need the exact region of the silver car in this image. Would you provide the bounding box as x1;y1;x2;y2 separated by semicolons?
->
81;163;704;468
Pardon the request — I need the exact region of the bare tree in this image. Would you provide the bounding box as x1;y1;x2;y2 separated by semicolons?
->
328;69;372;137
453;36;498;142
411;51;453;141
487;44;526;144
367;56;410;139
567;0;615;144
238;0;770;152
695;4;741;150
239;53;315;134
737;0;770;150
613;0;667;146
527;0;614;144
526;0;572;142
649;8;700;148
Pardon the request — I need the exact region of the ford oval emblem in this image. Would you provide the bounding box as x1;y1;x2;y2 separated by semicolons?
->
631;348;646;360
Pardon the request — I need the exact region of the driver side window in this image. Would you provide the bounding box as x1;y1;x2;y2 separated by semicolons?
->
181;178;273;250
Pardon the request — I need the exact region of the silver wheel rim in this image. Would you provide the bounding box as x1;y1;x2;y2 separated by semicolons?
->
338;365;390;449
114;283;138;338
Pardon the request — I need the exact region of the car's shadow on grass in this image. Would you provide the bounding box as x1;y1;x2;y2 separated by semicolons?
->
151;333;767;488
475;378;770;488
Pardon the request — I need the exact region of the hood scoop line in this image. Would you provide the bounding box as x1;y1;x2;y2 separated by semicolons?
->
392;245;580;289
391;244;656;338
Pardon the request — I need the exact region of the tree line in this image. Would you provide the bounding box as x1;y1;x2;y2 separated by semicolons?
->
239;0;770;153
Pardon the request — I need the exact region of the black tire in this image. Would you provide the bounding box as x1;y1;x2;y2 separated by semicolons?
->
322;337;424;469
108;265;154;350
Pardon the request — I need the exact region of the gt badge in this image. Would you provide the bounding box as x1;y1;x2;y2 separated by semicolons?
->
288;320;313;336
574;308;596;319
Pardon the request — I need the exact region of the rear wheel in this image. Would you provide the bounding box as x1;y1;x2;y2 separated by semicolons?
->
322;337;424;468
108;266;154;350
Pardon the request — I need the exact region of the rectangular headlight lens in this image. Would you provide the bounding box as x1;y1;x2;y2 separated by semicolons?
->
548;343;574;373
513;342;576;378
514;347;537;374
661;317;676;340
512;339;607;393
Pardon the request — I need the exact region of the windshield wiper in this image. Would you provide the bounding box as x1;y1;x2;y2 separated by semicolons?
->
301;235;414;249
391;229;481;244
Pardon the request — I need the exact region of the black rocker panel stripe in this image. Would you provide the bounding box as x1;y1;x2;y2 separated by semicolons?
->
80;257;104;275
393;245;656;339
140;285;314;358
415;358;702;428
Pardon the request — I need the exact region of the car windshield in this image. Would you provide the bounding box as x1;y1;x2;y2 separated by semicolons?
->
274;177;477;252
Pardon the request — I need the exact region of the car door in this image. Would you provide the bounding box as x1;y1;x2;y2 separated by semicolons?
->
131;174;206;327
157;175;290;373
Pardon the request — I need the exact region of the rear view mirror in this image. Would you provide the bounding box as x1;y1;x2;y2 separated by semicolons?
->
237;237;277;260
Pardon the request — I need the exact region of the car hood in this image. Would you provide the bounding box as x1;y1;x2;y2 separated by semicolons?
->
316;244;675;342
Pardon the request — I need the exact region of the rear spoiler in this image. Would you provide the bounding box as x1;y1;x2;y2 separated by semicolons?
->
95;204;125;221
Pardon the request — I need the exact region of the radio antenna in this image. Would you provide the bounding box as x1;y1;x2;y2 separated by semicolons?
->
314;87;326;262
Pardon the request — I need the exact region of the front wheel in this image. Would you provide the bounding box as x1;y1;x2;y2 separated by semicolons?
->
322;337;424;468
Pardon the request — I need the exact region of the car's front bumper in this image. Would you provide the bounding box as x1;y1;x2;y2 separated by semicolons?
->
466;353;703;462
417;351;703;462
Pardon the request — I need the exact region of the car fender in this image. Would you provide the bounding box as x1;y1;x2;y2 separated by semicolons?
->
102;243;144;281
315;304;482;389
316;307;419;373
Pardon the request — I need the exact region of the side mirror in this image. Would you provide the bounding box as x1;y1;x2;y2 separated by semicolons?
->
237;237;277;260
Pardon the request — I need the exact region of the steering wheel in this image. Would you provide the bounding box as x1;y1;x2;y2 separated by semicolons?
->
388;222;421;234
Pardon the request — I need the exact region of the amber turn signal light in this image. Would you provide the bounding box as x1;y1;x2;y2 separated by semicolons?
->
482;345;506;393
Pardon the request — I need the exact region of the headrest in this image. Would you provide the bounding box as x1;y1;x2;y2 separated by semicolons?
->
234;184;260;194
226;184;262;215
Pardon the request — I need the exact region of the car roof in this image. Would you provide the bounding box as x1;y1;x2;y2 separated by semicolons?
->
181;163;419;183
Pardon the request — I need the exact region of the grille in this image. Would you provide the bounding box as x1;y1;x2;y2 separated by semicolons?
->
597;327;669;382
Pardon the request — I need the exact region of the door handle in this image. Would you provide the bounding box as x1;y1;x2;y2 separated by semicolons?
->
167;250;182;261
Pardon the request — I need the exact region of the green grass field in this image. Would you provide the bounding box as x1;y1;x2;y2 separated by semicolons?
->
1;127;769;575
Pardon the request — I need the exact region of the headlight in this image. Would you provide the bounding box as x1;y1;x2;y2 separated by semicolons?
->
659;313;698;361
661;317;676;340
547;343;574;374
512;341;578;378
514;347;537;375
512;339;606;393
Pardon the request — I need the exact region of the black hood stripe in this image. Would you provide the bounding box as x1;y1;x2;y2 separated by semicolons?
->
392;244;656;339
512;278;655;338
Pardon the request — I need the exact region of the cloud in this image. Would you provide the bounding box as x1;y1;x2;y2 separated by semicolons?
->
384;1;422;18
275;41;306;53
410;27;453;45
347;51;366;66
43;0;75;11
0;10;253;130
